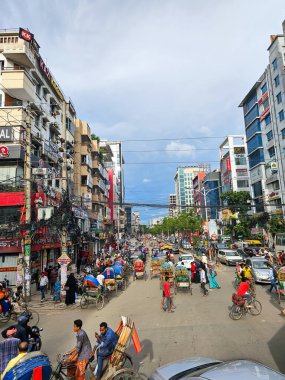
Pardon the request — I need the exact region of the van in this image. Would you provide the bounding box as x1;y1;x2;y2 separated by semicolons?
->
180;254;194;270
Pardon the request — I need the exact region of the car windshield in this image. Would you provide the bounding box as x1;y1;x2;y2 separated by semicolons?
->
182;256;193;261
225;252;238;257
253;261;270;269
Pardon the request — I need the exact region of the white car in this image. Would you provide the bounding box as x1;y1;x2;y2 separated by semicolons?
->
217;249;243;266
180;254;194;270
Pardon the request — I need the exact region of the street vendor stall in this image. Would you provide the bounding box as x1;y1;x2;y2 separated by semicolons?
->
160;262;174;289
150;258;161;279
174;266;192;294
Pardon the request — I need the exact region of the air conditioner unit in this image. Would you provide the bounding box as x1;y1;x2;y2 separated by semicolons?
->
271;162;278;170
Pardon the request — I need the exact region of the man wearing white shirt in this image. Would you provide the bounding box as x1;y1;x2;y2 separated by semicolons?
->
199;267;208;296
39;272;48;302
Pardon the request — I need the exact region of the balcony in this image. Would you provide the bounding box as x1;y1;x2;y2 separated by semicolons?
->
0;37;37;68
1;68;35;101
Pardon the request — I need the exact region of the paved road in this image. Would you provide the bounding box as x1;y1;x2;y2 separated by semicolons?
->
35;259;285;376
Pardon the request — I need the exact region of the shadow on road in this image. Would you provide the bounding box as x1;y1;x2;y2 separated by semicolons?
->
126;339;154;371
268;322;285;373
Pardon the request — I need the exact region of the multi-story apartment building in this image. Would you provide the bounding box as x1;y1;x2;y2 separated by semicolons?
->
168;194;177;217
0;28;77;283
193;172;206;218
202;170;222;220
239;21;285;216
174;164;210;213
219;135;250;194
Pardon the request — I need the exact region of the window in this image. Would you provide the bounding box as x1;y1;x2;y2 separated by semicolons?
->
277;92;282;104
235;157;247;165
261;83;267;94
263;98;269;109
279;110;284;122
266;130;273;141
265;114;271;126
55;179;60;188
272;181;280;190
35;84;41;97
34;114;40;128
272;58;278;70
268;146;276;158
0;60;4;71
282;128;285;139
283;148;285;157
0;94;2;107
43;89;48;101
237;180;249;188
81;155;87;164
274;75;280;87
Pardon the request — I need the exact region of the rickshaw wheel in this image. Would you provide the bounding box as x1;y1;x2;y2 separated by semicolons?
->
111;368;136;380
96;294;105;310
80;294;89;309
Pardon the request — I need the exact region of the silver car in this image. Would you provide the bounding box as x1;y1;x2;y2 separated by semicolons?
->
245;258;274;284
217;249;243;265
149;357;285;380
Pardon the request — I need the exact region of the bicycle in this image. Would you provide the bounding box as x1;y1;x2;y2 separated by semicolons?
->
80;289;105;310
229;293;262;320
0;303;39;326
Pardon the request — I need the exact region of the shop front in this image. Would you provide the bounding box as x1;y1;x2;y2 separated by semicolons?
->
0;237;21;285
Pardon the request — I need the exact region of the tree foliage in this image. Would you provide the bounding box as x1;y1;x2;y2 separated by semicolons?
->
220;191;251;215
149;211;202;236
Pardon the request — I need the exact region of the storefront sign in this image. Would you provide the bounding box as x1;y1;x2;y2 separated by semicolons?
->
0;127;12;141
39;57;64;101
19;28;34;42
0;267;17;272
43;143;60;163
0;145;9;158
57;253;71;265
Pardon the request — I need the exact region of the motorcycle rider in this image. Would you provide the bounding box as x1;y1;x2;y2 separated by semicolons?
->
1;313;31;346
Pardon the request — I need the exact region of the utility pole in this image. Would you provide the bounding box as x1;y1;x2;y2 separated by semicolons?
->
23;106;32;301
58;100;71;294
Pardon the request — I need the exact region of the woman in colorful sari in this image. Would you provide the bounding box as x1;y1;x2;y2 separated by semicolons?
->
208;265;221;289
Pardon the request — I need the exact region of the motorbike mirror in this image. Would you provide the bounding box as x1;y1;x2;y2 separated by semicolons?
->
39;328;43;331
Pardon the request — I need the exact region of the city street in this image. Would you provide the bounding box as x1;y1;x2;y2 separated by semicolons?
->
34;259;285;376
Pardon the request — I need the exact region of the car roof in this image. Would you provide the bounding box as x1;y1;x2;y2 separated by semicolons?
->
219;249;237;253
247;257;267;261
188;359;285;380
149;357;221;380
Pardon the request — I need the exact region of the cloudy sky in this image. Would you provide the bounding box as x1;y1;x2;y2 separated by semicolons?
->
1;0;285;222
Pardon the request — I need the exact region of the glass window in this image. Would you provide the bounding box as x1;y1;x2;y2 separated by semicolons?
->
244;104;259;127
243;94;257;114
268;146;276;158
261;83;267;94
272;58;277;70
283;148;285;157
237;180;249;188
266;130;273;141
245;119;261;140
274;75;280;87
235;157;247;165
277;92;282;104
265;114;271;126
279;110;284;122
282;128;285;139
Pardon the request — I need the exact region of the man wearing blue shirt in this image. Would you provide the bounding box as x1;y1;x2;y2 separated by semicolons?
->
94;322;118;378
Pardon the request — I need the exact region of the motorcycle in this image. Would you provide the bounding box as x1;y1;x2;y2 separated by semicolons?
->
29;325;43;351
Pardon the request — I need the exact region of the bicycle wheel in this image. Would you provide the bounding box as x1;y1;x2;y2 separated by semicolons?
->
0;312;11;323
229;304;242;320
80;294;89;309
111;368;136;380
96;294;104;310
249;300;262;316
29;309;40;326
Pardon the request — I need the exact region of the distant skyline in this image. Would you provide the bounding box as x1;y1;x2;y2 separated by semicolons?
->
1;0;285;222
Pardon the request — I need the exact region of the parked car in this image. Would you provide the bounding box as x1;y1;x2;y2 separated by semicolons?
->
173;244;179;254
217;249;243;265
245;257;274;284
149;357;285;380
180;253;194;270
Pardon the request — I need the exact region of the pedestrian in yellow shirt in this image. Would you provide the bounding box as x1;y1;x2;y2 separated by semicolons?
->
242;264;252;279
1;342;28;380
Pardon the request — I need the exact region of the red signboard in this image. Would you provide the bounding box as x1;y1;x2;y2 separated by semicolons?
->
258;91;268;105
19;28;34;42
260;107;270;121
0;192;24;207
226;157;231;172
0;267;17;272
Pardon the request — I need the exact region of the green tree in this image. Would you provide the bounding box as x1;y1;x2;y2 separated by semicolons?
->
220;191;251;216
269;215;285;237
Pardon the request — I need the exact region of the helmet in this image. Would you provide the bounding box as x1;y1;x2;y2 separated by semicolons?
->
17;315;29;326
31;326;40;335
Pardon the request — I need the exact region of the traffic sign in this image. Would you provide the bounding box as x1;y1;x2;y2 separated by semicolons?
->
57;253;72;265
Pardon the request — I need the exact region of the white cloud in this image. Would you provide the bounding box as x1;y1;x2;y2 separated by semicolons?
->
142;178;151;183
165;142;196;158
